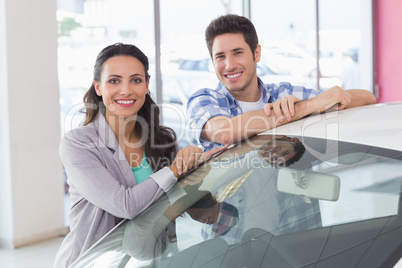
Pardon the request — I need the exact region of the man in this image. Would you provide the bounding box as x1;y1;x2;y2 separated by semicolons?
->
187;14;377;151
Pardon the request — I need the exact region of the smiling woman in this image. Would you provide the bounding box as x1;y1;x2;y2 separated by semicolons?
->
93;55;149;119
54;43;224;268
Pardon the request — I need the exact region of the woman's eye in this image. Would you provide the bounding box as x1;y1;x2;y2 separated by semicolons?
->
132;78;142;83
109;79;119;84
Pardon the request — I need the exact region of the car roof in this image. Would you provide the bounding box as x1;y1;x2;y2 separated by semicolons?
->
261;101;402;151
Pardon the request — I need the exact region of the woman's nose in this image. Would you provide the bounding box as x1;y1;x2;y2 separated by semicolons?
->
119;81;131;95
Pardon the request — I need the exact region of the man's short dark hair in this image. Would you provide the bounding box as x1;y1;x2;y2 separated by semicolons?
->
205;14;259;59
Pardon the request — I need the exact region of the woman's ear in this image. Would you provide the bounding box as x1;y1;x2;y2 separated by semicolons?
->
94;81;102;96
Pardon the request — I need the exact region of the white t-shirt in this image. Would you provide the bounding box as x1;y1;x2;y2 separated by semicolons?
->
237;95;265;113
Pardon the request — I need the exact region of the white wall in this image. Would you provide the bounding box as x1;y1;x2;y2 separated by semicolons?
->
0;0;13;246
0;0;67;248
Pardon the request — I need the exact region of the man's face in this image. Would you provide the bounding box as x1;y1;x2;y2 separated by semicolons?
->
211;33;261;100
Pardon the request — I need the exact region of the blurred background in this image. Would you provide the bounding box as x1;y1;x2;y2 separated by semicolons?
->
57;0;374;149
1;0;401;257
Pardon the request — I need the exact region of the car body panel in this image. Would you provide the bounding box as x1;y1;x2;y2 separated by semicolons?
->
69;102;402;268
263;101;402;151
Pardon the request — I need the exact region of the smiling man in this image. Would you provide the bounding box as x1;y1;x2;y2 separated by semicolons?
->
187;14;376;151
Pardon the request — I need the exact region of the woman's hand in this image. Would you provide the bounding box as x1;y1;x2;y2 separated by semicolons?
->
169;145;227;178
171;145;202;177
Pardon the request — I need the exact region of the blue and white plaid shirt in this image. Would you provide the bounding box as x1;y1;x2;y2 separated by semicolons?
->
186;78;323;151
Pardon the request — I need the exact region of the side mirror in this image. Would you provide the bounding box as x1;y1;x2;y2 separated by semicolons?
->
277;169;340;201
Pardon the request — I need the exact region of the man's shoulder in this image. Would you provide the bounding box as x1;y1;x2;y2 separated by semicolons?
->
187;86;231;111
189;86;227;100
260;80;312;94
262;81;293;90
258;78;293;93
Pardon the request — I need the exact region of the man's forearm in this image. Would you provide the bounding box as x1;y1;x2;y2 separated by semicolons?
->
201;88;376;146
201;111;270;145
201;99;319;145
345;89;377;108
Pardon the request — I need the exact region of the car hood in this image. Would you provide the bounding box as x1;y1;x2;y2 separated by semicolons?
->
262;101;402;151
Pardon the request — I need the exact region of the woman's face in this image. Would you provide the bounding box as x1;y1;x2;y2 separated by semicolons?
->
94;55;149;119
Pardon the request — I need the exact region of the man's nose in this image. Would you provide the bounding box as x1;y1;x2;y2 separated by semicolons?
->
225;56;237;70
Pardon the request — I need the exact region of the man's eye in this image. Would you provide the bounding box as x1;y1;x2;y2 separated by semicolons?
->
281;150;290;157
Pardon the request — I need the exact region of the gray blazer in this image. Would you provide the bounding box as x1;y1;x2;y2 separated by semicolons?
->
54;111;178;268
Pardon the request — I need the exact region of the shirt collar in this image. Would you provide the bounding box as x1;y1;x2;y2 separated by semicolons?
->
93;102;120;151
217;82;238;109
93;102;133;176
258;77;272;103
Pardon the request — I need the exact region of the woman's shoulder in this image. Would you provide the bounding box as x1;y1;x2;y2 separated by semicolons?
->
61;122;99;149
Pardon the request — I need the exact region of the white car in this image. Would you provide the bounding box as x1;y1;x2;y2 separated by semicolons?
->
69;101;402;268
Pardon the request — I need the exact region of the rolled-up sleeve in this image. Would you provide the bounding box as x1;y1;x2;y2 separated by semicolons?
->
187;89;231;149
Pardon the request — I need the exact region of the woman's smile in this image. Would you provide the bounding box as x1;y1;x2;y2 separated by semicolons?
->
115;99;136;107
94;55;149;119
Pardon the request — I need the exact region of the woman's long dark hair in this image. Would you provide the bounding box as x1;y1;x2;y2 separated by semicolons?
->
83;43;177;171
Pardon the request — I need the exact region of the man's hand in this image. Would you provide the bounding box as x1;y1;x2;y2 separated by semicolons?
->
317;86;353;112
264;95;301;122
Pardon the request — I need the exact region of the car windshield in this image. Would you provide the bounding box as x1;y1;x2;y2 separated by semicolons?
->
70;134;402;268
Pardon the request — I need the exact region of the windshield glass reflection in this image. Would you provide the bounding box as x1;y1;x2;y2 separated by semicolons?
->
72;134;402;268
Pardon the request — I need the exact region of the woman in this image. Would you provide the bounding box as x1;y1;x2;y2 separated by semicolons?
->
54;43;222;267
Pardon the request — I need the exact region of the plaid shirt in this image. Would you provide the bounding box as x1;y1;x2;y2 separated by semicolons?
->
186;78;323;151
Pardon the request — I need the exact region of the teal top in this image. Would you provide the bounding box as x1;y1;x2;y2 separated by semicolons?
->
131;151;153;184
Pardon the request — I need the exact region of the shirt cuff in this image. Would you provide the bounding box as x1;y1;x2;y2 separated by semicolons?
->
149;166;177;192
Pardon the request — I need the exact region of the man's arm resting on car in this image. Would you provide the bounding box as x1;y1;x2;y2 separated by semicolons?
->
201;86;377;145
201;99;316;145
